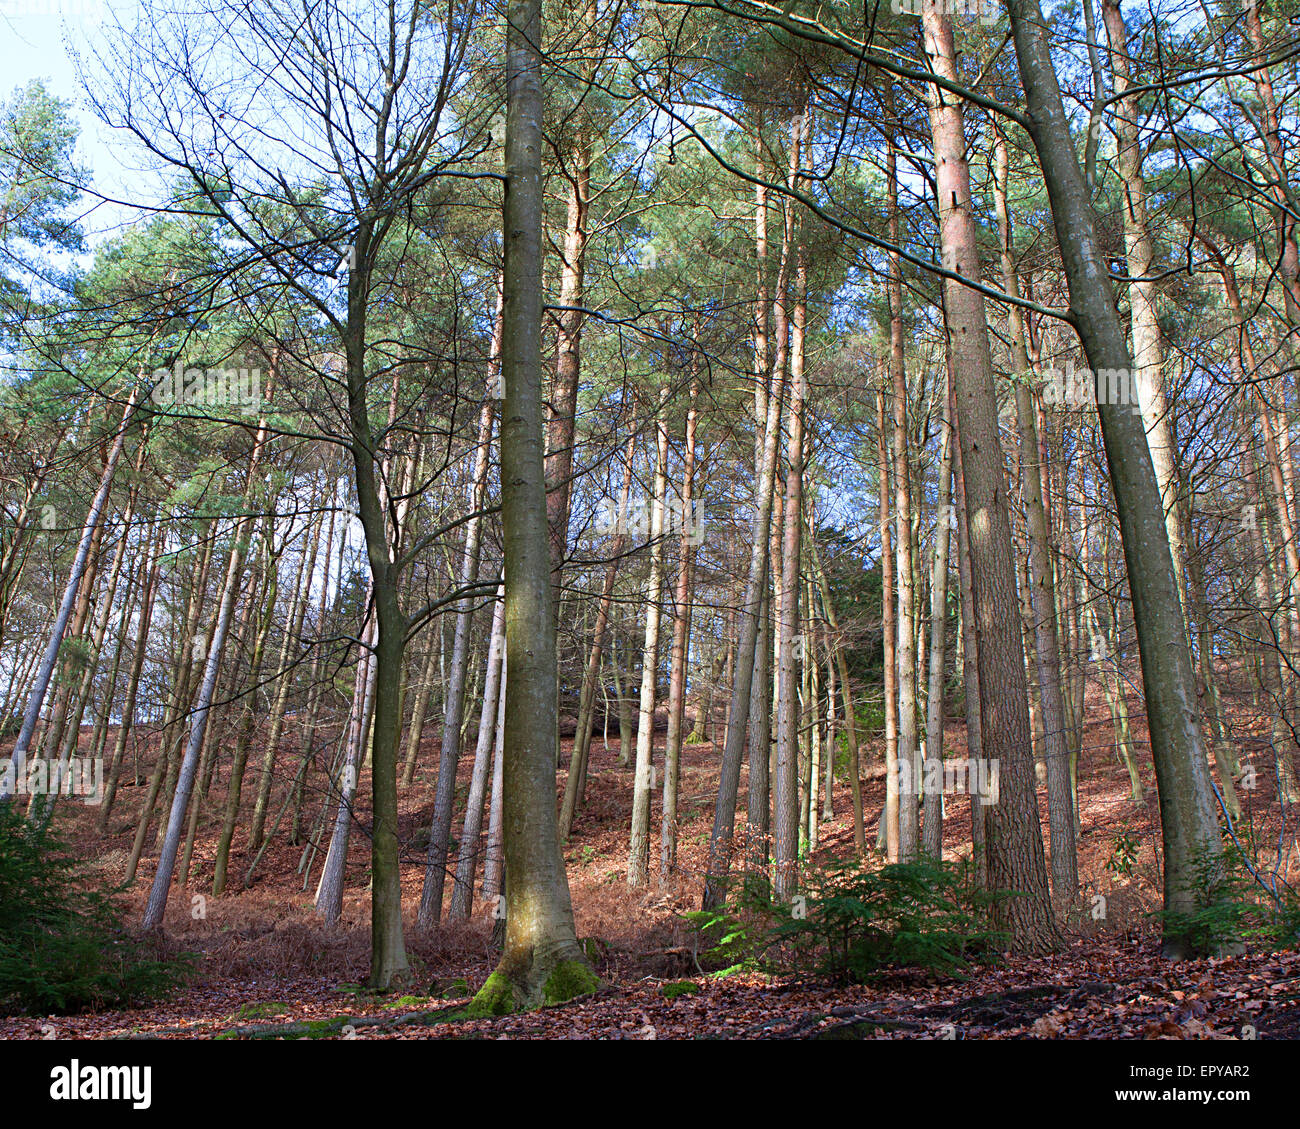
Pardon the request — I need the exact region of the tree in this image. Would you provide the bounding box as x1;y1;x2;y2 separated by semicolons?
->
466;0;596;1013
1005;0;1226;955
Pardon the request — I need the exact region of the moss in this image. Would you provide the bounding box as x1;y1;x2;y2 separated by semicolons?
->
462;971;517;1017
335;982;366;994
234;1000;291;1020
293;1017;352;1039
661;980;701;1000
542;959;601;1006
382;994;428;1009
230;1016;355;1040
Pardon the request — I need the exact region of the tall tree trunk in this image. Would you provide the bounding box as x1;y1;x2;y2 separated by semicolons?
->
31;477;140;826
921;377;953;859
1006;0;1226;955
877;379;900;857
923;5;1057;951
143;510;265;928
628;388;670;887
481;649;507;903
953;423;988;885
1101;0;1188;607
314;610;377;924
660;381;699;878
2;387;140;802
746;149;774;875
887;147;920;860
99;530;162;828
991;131;1078;901
774;134;808;897
472;0;593;1011
142;358;278;929
701;317;788;908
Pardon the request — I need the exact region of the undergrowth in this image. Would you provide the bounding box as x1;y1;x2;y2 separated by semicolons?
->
684;857;1006;983
0;805;194;1015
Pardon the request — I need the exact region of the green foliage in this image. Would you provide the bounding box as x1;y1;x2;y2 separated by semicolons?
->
462;971;516;1017
661;980;701;999
1156;844;1300;955
381;995;429;1009
0;806;194;1016
682;876;770;977
542;959;601;1006
0;80;86;263
684;859;1005;983
1105;832;1141;877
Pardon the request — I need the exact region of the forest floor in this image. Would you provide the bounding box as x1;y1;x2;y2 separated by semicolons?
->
3;676;1299;1039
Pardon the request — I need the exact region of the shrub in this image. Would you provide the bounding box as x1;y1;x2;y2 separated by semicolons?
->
1104;832;1140;878
685;857;1005;982
1156;843;1300;956
0;805;194;1015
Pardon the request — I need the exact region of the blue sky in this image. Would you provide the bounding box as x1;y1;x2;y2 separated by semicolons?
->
2;1;155;243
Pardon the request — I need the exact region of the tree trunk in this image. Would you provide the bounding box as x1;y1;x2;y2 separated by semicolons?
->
774;134;808;897
923;4;1057;952
887;147;920;860
2;387;140;803
921;375;953;860
314;610;377;924
450;587;506;920
953;423;988;886
142;373;276;929
877;380;900;857
701;308;788;908
470;0;593;1012
660;381;699;878
1006;0;1226;955
628;388;670;887
991;131;1078;901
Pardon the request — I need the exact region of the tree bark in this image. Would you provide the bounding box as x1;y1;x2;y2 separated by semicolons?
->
1006;0;1226;955
471;0;593;1011
922;4;1057;951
